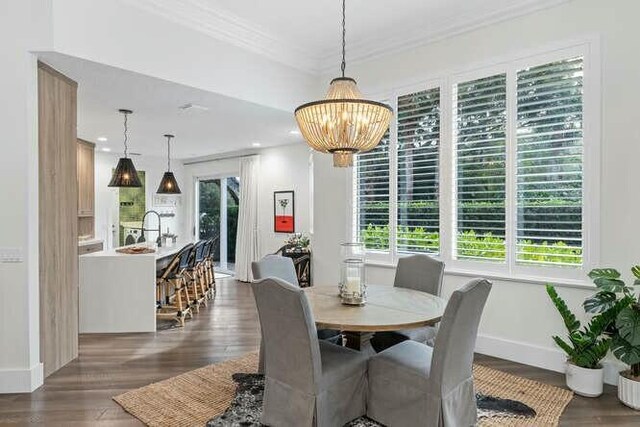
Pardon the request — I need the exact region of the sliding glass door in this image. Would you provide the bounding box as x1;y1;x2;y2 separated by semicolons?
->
196;176;240;273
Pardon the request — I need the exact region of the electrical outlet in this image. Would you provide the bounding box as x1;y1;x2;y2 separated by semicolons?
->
0;247;24;263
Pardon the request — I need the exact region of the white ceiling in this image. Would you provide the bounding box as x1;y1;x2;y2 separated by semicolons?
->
127;0;569;73
39;53;303;159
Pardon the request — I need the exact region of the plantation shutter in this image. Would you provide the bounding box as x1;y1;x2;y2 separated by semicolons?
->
454;74;507;261
516;57;584;266
355;130;390;250
396;88;440;254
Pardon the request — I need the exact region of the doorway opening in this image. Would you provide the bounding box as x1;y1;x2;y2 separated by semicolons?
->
196;176;239;274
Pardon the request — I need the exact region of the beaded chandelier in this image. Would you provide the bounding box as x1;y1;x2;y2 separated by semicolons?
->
294;0;392;167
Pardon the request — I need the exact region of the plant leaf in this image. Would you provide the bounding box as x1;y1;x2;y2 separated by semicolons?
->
589;268;621;280
632;265;640;280
546;285;580;332
617;306;640;346
583;291;617;314
592;277;626;293
611;335;640;367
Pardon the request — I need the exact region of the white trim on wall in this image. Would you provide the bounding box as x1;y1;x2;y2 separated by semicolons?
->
0;363;43;393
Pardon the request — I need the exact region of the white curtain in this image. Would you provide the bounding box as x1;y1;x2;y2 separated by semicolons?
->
235;155;260;282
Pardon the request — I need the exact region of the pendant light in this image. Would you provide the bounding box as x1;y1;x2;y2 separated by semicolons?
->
294;0;393;167
156;134;181;194
108;109;142;187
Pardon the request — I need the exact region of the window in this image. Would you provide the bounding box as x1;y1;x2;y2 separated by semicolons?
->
397;88;440;254
454;74;507;261
351;44;596;278
355;131;390;251
515;57;584;267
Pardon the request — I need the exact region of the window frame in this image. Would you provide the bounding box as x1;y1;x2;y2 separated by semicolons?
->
349;38;601;282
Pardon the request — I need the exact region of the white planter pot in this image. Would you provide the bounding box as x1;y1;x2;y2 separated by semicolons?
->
618;372;640;410
565;362;603;397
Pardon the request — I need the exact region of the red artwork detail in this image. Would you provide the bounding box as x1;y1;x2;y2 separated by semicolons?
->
275;215;294;232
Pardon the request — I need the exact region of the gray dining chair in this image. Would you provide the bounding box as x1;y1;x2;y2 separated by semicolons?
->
252;255;342;374
371;254;445;352
252;278;369;427
367;278;492;427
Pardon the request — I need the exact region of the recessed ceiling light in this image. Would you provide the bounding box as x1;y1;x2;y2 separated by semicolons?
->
289;130;301;135
101;147;112;152
252;142;262;147
179;103;209;112
97;136;108;142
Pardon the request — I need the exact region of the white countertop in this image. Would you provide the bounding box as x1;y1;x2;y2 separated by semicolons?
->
81;240;193;260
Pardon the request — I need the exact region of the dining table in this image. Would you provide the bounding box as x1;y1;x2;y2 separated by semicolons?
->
303;284;447;353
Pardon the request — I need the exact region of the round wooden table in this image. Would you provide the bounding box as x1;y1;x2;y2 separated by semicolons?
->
303;284;446;352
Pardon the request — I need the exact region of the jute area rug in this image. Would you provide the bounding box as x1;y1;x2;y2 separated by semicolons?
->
113;352;572;427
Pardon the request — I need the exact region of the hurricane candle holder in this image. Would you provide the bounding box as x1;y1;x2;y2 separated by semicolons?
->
340;259;366;306
338;242;365;298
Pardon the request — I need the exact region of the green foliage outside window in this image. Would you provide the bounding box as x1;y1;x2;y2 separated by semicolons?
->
360;224;582;265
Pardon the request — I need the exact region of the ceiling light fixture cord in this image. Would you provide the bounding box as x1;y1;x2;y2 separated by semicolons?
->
341;0;346;78
166;135;172;171
123;111;129;158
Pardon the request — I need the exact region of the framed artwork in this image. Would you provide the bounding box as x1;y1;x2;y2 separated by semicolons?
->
274;190;295;233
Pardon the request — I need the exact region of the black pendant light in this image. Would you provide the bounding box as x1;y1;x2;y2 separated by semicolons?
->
156;134;181;194
108;109;142;188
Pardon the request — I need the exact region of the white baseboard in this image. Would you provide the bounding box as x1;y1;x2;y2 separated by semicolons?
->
0;363;43;393
475;334;621;386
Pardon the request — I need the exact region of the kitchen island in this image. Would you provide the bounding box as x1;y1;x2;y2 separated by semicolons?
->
79;240;193;333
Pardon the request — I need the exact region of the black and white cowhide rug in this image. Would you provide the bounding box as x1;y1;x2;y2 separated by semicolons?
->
206;373;536;427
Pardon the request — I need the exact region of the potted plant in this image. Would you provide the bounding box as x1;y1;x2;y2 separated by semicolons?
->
546;285;612;397
583;267;640;409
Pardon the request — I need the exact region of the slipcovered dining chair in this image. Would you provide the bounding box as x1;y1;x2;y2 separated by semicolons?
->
367;278;492;427
252;278;369;427
371;254;445;352
252;255;342;374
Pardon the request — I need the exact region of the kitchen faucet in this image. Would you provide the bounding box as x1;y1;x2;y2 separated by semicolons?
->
141;210;162;247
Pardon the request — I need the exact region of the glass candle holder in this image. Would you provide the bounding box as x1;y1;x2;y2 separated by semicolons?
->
340;242;365;262
340;259;366;306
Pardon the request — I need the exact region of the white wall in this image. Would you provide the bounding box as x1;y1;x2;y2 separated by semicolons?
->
183;143;312;264
0;0;52;393
313;0;639;383
48;0;319;112
94;152;186;248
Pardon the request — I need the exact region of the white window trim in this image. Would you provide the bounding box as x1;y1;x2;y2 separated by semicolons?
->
350;36;601;283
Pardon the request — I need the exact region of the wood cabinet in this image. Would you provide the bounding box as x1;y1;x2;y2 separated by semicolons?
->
77;139;94;217
38;62;78;378
79;241;103;255
77;139;95;239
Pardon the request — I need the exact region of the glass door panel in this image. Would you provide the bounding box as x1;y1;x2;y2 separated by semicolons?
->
197;177;239;273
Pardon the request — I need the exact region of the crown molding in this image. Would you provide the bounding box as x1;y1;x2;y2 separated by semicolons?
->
317;0;572;74
123;0;571;76
122;0;321;74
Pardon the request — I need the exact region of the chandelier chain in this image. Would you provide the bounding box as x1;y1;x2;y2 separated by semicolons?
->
341;0;346;77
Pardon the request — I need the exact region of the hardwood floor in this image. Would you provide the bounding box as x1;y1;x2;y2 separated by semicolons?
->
0;278;638;425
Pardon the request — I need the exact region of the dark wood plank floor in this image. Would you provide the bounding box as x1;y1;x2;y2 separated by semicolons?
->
0;278;638;425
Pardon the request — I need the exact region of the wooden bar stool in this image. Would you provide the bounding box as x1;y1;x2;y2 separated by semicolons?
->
202;238;216;300
184;241;207;313
156;244;193;326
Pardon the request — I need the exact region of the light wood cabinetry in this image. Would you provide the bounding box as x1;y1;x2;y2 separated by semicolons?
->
77;139;96;241
77;139;95;217
38;62;79;378
79;241;103;255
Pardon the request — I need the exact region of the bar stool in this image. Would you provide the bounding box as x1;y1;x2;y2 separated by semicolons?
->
184;241;207;313
156;244;193;326
202;238;216;300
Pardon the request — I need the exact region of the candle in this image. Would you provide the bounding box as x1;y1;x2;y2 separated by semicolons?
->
345;276;361;294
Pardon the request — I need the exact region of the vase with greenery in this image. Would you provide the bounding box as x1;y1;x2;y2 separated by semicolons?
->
582;267;640;409
546;284;612;396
